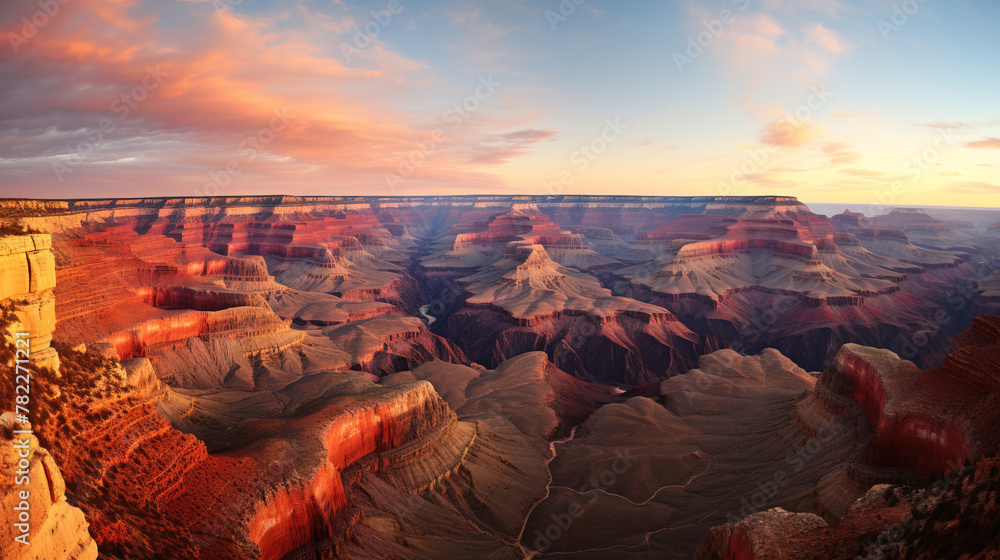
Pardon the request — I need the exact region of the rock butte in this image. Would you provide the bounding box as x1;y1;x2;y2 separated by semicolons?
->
0;195;998;559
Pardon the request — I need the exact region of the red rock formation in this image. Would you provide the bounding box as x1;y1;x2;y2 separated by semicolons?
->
446;241;704;383
820;343;973;477
248;382;453;560
613;211;980;371
5;196;1000;560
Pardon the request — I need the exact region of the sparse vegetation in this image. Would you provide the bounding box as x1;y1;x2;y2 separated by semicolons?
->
882;460;1000;559
0;218;40;236
2;303;188;558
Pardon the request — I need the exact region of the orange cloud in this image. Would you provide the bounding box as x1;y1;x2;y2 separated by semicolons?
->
0;0;548;195
948;181;1000;194
760;118;824;148
839;168;884;178
966;138;1000;149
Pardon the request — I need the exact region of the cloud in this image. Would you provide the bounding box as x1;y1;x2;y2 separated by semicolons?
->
685;2;848;104
760;118;824;148
917;120;1000;131
917;121;975;130
966;137;1000;149
805;23;846;53
822;141;860;164
0;0;548;195
947;181;1000;195
839;168;884;177
467;128;557;165
834;112;862;119
741;170;798;190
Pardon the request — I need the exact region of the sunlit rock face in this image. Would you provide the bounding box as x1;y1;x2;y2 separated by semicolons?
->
821;344;969;477
247;382;455;560
0;417;99;560
2;196;999;560
0;238;97;560
0;235;59;372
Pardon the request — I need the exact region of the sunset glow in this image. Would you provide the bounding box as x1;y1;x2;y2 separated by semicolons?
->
1;0;998;206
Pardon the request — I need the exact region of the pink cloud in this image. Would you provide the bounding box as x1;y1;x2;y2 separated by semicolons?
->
0;0;546;195
822;141;860;164
805;23;846;54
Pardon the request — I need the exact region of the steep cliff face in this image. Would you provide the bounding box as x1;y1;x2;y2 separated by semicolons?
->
693;508;828;560
151;374;549;560
0;235;59;372
248;382;454;560
820;343;972;477
0;417;98;560
0;235;99;560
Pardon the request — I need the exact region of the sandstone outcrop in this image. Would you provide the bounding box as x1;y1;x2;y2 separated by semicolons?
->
1;235;59;372
0;415;98;560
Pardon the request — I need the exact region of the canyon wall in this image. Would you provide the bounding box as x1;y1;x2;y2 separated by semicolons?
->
2;196;998;559
0;235;59;372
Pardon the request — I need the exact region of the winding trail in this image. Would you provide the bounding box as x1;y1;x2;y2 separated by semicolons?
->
515;426;579;559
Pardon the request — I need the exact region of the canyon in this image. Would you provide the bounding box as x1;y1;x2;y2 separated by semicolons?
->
0;195;999;559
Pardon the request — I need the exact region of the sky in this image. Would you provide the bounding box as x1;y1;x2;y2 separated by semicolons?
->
0;0;998;207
